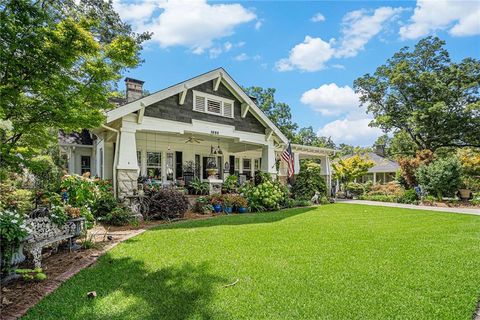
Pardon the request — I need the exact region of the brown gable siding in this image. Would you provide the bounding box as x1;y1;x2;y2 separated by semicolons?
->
144;81;266;134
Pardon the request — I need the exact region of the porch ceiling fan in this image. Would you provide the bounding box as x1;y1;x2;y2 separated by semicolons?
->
184;135;204;144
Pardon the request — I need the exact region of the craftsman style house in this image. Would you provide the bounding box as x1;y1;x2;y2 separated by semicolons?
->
59;68;335;197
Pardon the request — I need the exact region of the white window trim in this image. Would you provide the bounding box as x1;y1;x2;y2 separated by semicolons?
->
192;90;234;118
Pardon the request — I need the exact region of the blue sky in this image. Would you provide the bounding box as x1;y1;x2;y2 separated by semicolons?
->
114;0;480;146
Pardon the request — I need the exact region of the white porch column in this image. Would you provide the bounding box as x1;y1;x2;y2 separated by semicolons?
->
293;152;300;175
373;172;377;184
116;127;139;198
261;140;276;176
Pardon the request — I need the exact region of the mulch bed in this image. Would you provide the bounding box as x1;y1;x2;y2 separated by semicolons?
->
420;200;480;208
0;212;214;320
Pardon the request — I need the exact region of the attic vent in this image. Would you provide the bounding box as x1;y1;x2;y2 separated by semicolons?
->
194;95;206;112
223;102;233;118
207;99;221;114
192;90;234;118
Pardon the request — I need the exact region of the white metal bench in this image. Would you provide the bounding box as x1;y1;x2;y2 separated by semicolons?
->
24;209;84;268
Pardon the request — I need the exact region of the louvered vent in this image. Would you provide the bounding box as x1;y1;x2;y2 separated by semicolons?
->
223;102;233;118
207;99;221;114
194;95;206;112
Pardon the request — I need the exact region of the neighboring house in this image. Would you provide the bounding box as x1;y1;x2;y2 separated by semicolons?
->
60;68;335;198
335;147;400;185
360;150;400;184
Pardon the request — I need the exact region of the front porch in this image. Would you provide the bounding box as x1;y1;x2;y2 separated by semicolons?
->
134;131;268;186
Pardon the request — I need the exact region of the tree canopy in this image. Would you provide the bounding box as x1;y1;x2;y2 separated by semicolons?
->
332;155;375;184
293;126;336;149
244;87;335;147
243;87;298;141
0;0;150;168
354;36;480;152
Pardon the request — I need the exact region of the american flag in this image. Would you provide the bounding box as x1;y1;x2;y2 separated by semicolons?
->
281;142;294;178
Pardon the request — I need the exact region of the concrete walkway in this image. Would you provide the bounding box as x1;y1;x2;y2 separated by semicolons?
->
337;199;480;216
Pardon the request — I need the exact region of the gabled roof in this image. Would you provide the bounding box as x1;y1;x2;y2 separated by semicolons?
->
105;68;288;144
365;152;399;173
338;152;399;173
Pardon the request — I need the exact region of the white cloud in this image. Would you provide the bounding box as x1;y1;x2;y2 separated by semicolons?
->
399;0;480;39
113;1;157;21
224;42;233;51
335;7;404;58
331;64;346;70
234;53;261;62
276;7;403;71
208;41;234;58
311;13;325;22
317;118;383;146
300;83;360;116
113;0;256;53
301;83;382;145
255;20;263;30
275;36;335;72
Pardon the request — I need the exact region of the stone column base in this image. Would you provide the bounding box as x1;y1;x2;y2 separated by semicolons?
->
117;169;139;199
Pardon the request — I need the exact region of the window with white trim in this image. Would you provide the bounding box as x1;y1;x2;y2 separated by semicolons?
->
193;90;234;118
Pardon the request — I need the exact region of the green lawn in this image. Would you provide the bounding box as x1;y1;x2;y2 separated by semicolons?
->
24;204;480;319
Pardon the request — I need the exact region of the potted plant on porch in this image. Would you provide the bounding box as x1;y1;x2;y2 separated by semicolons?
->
209;194;223;214
0;209;32;283
233;195;249;213
222;194;234;215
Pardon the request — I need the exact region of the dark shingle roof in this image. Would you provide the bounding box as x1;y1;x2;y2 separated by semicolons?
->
58;129;93;146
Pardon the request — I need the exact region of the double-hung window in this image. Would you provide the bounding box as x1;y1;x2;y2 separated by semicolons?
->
81;156;91;174
146;152;161;180
193;90;234;118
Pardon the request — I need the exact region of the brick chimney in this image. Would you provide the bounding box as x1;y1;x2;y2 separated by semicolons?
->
125;77;144;102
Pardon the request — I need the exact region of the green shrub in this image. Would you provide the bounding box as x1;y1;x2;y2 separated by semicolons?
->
195;197;214;214
346;182;365;197
398;189;418;204
320;196;330;205
358;194;398;202
222;175;238;193
293;199;312;207
189;177;209;195
240;179;287;212
28;155;63;192
98;207;133;226
291;161;326;199
417;157;462;200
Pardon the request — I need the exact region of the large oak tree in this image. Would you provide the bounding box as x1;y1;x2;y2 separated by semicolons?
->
354;36;480;152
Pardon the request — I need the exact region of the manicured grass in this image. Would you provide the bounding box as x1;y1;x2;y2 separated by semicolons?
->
24;204;480;319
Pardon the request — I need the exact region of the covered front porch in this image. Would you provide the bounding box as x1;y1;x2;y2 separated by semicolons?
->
134;131;269;185
98;114;279;197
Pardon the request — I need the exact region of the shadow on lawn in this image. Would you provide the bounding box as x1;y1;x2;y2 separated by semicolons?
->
153;207;316;231
68;256;227;320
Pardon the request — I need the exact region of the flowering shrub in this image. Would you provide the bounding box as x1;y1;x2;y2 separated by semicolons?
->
60;174;117;225
0;210;31;273
240;179;287;212
0;210;30;243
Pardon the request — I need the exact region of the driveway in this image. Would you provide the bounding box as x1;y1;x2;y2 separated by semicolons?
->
337;199;480;216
